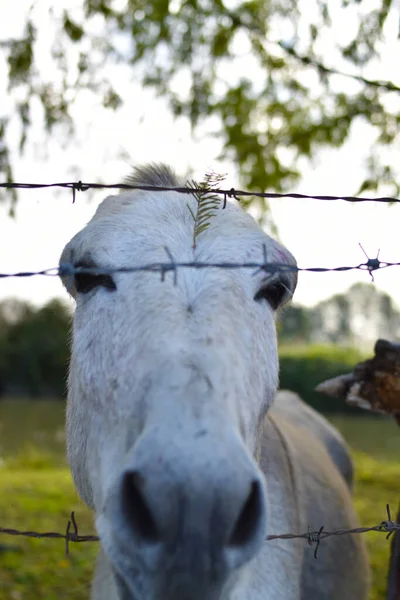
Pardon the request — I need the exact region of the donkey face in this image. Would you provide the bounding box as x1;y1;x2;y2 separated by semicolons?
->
60;166;297;600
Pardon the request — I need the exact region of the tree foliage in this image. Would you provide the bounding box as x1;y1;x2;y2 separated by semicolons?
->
279;344;367;413
1;0;400;212
0;299;70;397
278;282;400;346
0;283;397;399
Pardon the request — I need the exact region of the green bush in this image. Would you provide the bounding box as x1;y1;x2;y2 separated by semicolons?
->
0;299;70;398
279;344;367;413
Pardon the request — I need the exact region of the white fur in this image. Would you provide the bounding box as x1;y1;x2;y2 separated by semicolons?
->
60;165;369;600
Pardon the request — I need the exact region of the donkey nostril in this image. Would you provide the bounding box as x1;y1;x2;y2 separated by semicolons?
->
121;471;160;543
228;480;263;547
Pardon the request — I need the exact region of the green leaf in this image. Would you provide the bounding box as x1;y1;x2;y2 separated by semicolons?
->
7;21;35;88
63;13;84;42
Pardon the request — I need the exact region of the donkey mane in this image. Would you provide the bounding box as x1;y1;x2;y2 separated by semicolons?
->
124;163;180;188
92;164;182;219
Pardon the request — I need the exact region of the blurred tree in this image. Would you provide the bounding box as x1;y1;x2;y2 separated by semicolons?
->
1;0;400;213
279;282;400;346
277;304;313;342
0;299;70;397
0;287;397;405
279;344;366;413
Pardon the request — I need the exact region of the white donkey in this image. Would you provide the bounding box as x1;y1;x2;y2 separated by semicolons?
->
60;164;370;600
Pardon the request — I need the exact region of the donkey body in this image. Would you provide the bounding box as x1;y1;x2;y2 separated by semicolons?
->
60;164;369;600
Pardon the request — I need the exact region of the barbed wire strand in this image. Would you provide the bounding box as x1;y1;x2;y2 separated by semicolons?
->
0;180;400;204
0;505;398;559
0;255;397;281
0;183;396;284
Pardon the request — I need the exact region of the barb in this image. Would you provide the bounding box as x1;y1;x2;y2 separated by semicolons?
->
0;511;99;557
0;180;400;203
307;525;324;559
1;257;400;280
359;244;381;282
164;247;178;286
0;506;398;558
71;181;90;204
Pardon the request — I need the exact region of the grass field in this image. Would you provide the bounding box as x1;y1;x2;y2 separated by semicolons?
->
0;417;398;599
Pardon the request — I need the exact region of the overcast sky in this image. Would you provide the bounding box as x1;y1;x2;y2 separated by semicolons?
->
1;0;400;309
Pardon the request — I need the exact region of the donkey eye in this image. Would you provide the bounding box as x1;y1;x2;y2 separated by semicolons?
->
254;280;289;310
74;264;116;295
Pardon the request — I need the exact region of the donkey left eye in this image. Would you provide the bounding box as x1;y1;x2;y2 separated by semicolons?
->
74;263;116;295
254;281;288;310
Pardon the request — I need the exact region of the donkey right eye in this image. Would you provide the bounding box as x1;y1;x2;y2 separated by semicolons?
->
74;264;116;295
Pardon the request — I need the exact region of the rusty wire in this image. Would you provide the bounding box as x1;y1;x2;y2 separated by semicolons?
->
0;505;398;559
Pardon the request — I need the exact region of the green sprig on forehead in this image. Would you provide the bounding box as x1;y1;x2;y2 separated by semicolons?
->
187;170;227;249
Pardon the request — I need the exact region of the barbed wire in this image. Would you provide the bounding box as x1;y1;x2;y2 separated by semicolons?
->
0;512;98;556
0;183;397;283
0;180;400;204
0;253;396;282
0;505;398;559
